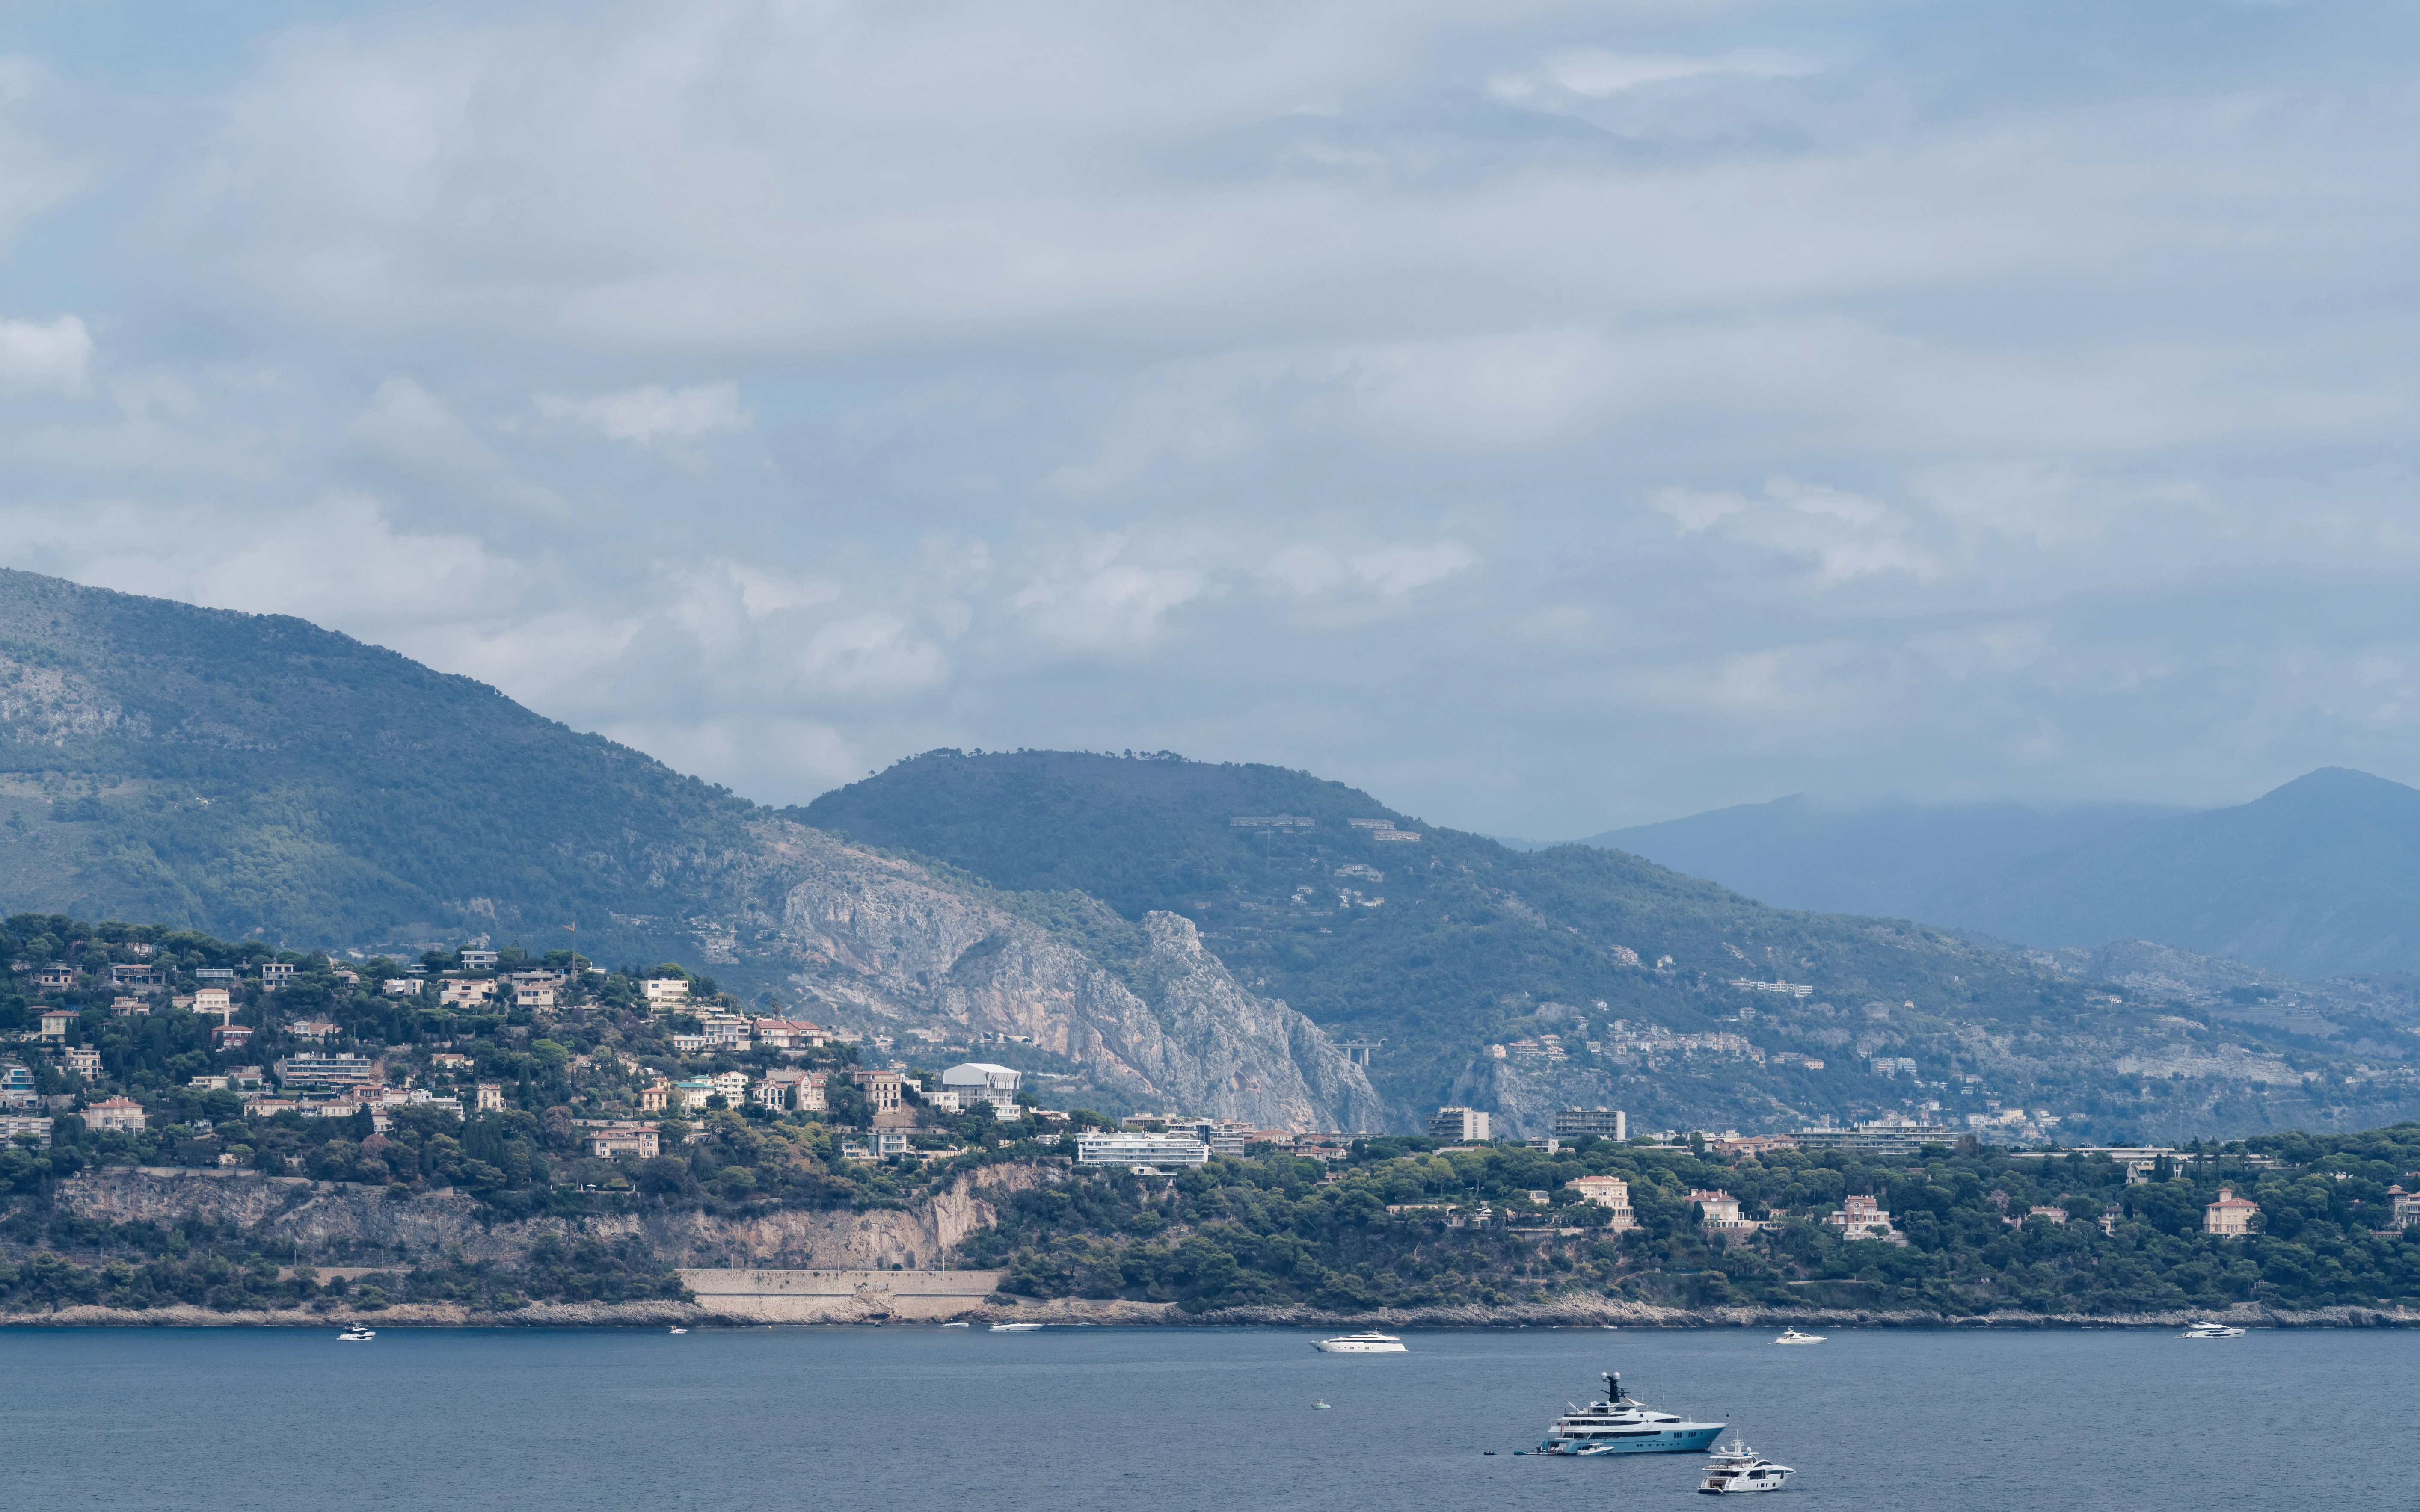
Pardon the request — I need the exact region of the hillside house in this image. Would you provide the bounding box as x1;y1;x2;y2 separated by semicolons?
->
381;978;420;997
65;1046;101;1078
1692;1189;1760;1234
1568;1174;1638;1229
0;1064;34;1108
852;1069;905;1114
439;979;497;1009
2204;1188;2259;1236
39;1010;74;1039
2388;1186;2419;1228
584;1124;659;1160
641;978;690;1011
212;1024;252;1050
750;1018;827;1051
670;1077;719;1113
113;997;148;1016
110;964;164;989
701;1012;750;1047
287;1018;339;1042
475;1081;506;1113
752;1068;826;1113
1827;1194;1898;1240
81;1096;147;1132
430;1053;474;1073
193;987;234;1020
259;962;296;988
460;950;499;969
36;966;75;990
641;1080;670;1113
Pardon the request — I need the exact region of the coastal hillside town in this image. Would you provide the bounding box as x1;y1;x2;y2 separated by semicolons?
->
0;914;1389;1184
2;916;2417;1320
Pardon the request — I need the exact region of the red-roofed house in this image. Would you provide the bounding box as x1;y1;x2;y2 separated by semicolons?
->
81;1097;147;1133
2204;1187;2259;1236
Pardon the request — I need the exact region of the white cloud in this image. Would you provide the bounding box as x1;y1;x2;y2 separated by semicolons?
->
534;382;750;445
0;314;94;396
1349;542;1475;596
1493;46;1825;101
7;1;2420;838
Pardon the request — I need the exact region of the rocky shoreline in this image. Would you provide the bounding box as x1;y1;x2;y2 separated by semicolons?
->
8;1297;2414;1329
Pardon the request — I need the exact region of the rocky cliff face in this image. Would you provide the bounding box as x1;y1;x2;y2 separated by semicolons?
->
51;1163;1059;1271
667;818;1381;1130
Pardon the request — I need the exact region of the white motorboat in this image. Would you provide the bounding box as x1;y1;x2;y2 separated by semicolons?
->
667;1327;687;1335
941;1321;970;1328
1312;1331;1405;1353
1773;1327;1825;1345
1312;1400;1331;1410
1539;1372;1725;1456
2180;1320;2246;1338
990;1321;1044;1332
1698;1436;1793;1493
337;1326;374;1342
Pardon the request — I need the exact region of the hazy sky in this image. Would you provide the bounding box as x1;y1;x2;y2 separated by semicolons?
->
3;1;2417;837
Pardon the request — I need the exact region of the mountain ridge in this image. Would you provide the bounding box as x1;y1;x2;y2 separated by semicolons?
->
1585;769;2420;979
3;569;2415;1138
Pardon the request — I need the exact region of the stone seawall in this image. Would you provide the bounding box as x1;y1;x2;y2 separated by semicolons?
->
677;1268;1007;1322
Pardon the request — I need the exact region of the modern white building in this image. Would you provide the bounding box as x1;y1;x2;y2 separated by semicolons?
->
1074;1131;1210;1168
941;1062;1023;1116
1553;1107;1626;1142
1429;1106;1489;1142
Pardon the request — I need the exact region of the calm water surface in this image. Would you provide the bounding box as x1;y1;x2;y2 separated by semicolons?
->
3;1323;2408;1510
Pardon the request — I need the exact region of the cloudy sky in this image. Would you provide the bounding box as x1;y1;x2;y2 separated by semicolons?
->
3;0;2417;837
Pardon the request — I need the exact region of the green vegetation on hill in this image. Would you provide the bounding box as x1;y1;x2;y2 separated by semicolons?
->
0;569;751;964
797;751;2420;1139
960;1126;2420;1315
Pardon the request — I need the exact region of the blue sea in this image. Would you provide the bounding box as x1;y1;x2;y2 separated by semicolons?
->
3;1323;2408;1509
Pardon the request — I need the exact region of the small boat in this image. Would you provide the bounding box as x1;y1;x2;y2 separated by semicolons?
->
1311;1331;1405;1353
667;1327;687;1335
1698;1436;1792;1494
1773;1327;1825;1345
1312;1400;1331;1410
2180;1319;2246;1339
941;1321;970;1328
990;1321;1044;1332
337;1326;374;1342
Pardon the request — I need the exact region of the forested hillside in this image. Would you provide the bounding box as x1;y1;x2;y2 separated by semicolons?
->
801;751;2420;1139
960;1124;2420;1316
0;568;751;966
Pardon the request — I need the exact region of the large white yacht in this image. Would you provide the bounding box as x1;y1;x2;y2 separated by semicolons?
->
1772;1327;1825;1345
2180;1320;2246;1338
1697;1436;1793;1493
1312;1331;1406;1353
1539;1372;1725;1455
